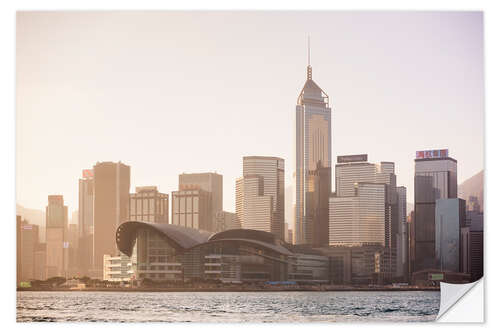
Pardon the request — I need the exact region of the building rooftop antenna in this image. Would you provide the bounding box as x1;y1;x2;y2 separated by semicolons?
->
307;35;312;80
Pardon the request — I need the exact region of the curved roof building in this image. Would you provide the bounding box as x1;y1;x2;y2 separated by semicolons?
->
115;221;293;282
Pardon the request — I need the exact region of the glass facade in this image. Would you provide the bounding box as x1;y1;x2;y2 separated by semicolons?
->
435;198;466;272
294;65;332;246
243;156;285;240
414;157;457;272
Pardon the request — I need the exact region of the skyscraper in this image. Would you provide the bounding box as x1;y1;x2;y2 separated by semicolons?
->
45;195;68;278
396;186;408;279
435;198;466;272
294;47;332;245
171;188;212;231
17;216;40;283
329;155;400;281
129;186;169;223
330;155;397;246
414;149;457;272
243;156;285;240
179;173;222;210
93;161;130;277
78;169;94;277
235;175;273;233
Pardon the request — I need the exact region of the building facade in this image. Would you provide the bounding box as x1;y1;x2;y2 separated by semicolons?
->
235;175;273;233
214;211;239;232
129;186;169;223
329;156;397;247
435;198;466;272
78;169;95;277
414;149;457;272
17;217;40;283
171;189;212;231
103;254;133;282
93;161;130;277
396;186;408;279
45;195;68;278
179;172;222;231
242;156;285;240
294;59;332;246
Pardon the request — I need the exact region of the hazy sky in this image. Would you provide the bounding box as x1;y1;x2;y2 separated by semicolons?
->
16;11;484;222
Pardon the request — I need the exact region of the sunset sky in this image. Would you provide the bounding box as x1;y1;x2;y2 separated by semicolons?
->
16;11;484;223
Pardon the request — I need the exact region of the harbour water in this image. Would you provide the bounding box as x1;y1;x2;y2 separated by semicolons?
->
17;291;440;322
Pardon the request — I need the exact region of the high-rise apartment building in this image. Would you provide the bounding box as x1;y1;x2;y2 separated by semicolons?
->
294;53;332;245
93;161;130;277
414;149;457;272
129;186;169;223
235;175;273;233
78;169;94;276
243;156;285;240
45;195;68;278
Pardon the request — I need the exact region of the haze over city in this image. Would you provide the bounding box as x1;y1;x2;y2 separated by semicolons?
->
16;11;484;218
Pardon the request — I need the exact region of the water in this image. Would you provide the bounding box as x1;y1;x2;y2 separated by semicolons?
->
17;291;440;322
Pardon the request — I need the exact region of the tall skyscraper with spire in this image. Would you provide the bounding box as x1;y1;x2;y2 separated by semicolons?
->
294;40;332;246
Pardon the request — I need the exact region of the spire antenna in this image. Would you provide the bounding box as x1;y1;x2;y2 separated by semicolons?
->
307;35;312;80
307;35;311;66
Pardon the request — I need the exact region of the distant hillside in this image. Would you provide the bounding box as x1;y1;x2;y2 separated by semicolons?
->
16;204;46;242
458;170;484;211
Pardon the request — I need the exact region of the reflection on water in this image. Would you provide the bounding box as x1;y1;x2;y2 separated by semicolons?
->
17;291;440;322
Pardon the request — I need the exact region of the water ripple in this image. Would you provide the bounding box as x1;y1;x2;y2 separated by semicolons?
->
17;291;440;322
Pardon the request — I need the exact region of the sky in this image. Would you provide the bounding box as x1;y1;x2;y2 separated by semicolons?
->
16;11;484;224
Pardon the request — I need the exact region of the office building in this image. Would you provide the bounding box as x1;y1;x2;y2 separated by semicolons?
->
45;195;68;278
414;149;457;272
129;186;169;223
214;211;239;232
329;155;398;247
93;161;130;277
294;51;332;246
435;198;466;272
243;156;285;240
78;169;95;277
17;216;40;283
179;172;222;230
171;188;212;231
235;175;273;233
396;186;408;279
67;223;79;277
33;243;47;280
329;155;400;281
461;202;483;282
329;182;386;246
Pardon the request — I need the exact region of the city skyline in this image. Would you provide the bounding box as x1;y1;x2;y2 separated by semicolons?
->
16;11;484;219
